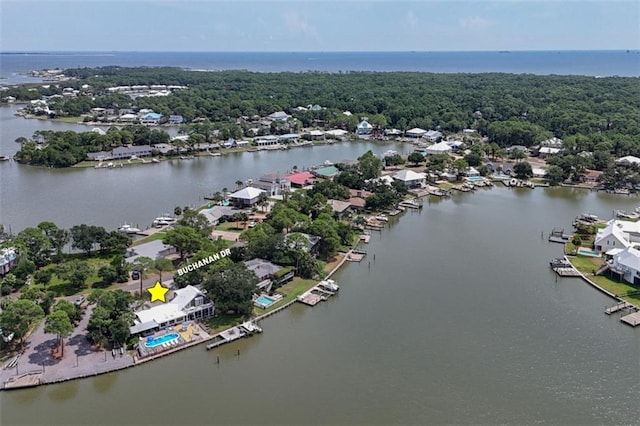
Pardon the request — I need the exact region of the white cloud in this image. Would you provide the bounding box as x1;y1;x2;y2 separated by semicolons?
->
284;12;319;41
459;16;491;31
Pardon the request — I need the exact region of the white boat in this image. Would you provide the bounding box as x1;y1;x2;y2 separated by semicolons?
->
118;223;142;234
374;215;389;222
153;215;177;227
318;279;339;292
0;155;11;161
209;152;221;157
151;158;161;163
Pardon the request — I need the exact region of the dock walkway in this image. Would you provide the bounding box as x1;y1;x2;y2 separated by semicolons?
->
620;311;640;327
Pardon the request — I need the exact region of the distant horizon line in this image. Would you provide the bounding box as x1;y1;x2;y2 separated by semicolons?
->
1;49;638;55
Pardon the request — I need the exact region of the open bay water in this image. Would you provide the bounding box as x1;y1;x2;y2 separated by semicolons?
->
1;51;639;85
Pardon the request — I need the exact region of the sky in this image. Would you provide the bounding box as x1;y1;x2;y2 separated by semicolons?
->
1;0;639;52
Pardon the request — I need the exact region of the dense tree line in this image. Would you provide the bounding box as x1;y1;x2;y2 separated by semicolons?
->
24;68;634;146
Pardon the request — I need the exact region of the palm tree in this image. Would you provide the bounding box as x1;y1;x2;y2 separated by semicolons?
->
235;180;243;189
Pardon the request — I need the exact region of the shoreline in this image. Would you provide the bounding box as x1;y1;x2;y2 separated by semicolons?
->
0;248;355;391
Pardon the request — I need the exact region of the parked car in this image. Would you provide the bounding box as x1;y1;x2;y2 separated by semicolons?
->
248;221;257;228
131;270;140;280
74;296;86;306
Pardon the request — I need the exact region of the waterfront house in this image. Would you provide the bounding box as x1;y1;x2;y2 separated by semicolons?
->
392;169;426;189
610;247;640;285
327;199;353;219
243;258;291;291
130;285;214;336
279;133;300;144
425;141;452;155
582;170;603;184
229;187;267;207
168;115;184;124
200;205;237;226
384;129;402;137
347;189;372;210
356;120;373;136
250;173;291;196
111;145;153;159
119;113;138;123
325;129;349;140
140;112;163;126
126;240;177;264
405;128;427;138
0;247;18;277
286;171;316;188
424;130;443;142
284;232;321;255
254;135;280;146
86;150;113;161
606;220;640;244
595;222;630;253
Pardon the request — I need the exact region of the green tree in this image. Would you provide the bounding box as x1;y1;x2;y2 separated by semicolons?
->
357;151;383;180
151;258;173;283
44;310;73;357
34;269;53;286
513;162;533;180
56;259;92;289
202;263;257;316
177;210;213;238
163;226;202;260
98;265;118;285
407;152;425;165
70;224;107;255
37;222;69;260
15;227;52;267
546;165;564;186
0;299;44;346
52;299;82;323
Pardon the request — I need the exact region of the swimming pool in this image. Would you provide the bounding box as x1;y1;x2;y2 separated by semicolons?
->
145;333;179;348
467;176;483;182
254;295;277;308
577;248;601;257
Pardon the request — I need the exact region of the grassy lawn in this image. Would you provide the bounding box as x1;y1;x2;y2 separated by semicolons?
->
215;222;245;232
50;116;83;123
203;313;246;334
568;255;640;305
133;232;166;246
37;256;113;296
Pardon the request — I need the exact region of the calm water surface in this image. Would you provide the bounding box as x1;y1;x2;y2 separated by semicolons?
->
2;187;640;425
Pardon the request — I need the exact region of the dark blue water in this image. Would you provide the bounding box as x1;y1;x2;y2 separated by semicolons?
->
1;51;639;85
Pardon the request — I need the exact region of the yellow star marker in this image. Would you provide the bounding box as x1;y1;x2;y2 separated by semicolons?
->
148;281;169;303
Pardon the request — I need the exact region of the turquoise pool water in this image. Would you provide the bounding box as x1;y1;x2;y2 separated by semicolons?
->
145;333;179;348
255;295;276;307
577;248;601;257
467;176;483;182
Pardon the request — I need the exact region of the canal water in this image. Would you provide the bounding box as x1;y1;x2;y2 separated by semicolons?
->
2;105;640;425
2;185;640;424
0;105;407;232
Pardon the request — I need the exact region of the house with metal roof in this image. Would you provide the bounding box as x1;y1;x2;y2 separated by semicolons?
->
356;120;373;135
130;285;214;336
229;187;266;207
393;170;427;188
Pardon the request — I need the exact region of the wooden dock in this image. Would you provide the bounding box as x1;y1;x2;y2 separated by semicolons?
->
620;311;640;327
605;301;633;315
359;234;371;243
553;267;581;277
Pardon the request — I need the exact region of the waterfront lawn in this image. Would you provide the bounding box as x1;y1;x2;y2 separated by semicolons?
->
133;232;166;246
568;255;640;305
205;313;245;334
37;256;113;296
215;222;245;232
